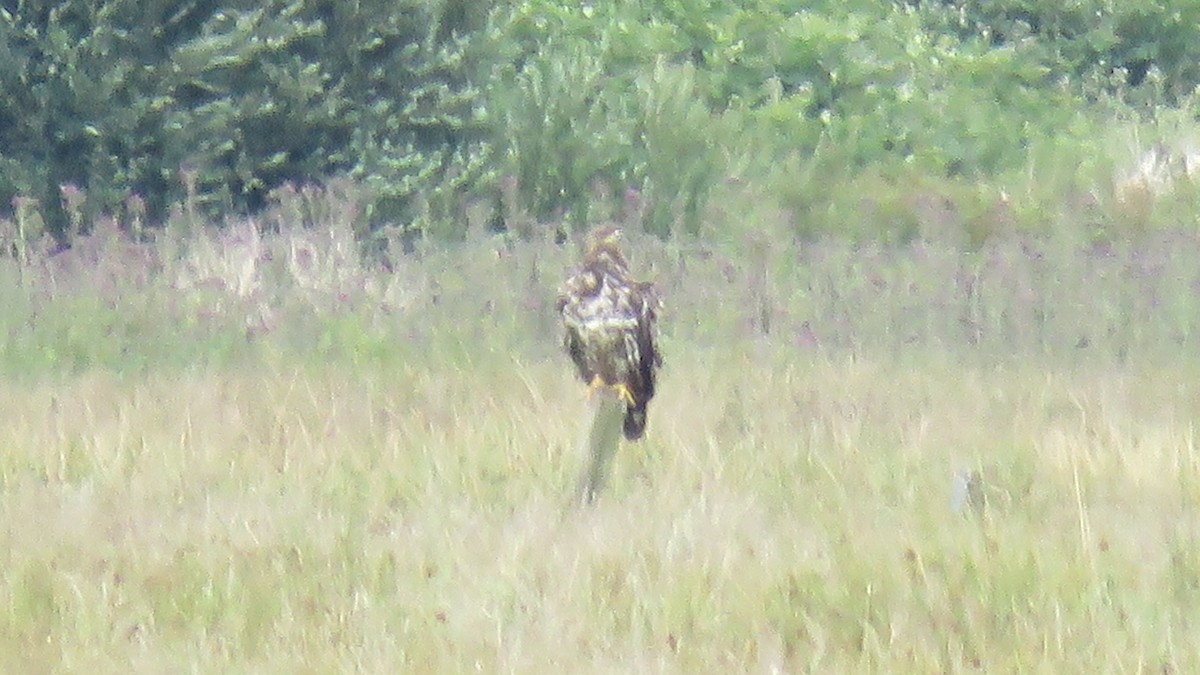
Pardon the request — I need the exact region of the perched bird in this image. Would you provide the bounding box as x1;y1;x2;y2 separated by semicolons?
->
556;226;662;440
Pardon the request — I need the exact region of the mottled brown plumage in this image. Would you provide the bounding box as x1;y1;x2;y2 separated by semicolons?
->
556;226;662;440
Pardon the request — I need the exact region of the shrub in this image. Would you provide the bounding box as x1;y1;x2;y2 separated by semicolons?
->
0;0;493;240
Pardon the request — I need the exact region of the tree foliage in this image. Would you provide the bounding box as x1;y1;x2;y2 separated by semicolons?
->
912;0;1200;104
0;0;491;238
485;0;1200;240
0;0;1196;244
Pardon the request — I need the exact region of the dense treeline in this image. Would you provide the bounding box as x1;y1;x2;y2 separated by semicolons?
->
0;0;491;240
0;0;1196;244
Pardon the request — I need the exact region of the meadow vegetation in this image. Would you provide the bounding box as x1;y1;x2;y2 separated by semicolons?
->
3;0;1200;670
3;185;1200;670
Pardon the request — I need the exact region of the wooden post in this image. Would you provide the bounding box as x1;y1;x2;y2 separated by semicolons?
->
573;388;625;505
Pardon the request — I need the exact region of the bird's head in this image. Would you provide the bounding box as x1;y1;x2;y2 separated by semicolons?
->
582;225;628;270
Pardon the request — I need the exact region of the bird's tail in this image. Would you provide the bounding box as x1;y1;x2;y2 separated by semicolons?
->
623;400;649;441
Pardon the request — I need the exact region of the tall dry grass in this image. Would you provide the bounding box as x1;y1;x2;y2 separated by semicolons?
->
2;187;1200;670
2;351;1199;671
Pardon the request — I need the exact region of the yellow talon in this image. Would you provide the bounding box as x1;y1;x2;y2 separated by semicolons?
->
588;375;605;394
586;376;635;406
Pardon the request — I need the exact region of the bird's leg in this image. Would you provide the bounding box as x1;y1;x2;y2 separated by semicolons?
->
612;382;636;407
588;375;606;399
587;376;635;406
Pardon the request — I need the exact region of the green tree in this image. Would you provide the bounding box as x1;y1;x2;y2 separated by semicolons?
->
0;0;494;239
0;1;323;236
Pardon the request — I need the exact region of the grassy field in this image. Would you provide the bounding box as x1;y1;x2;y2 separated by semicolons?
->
2;217;1200;671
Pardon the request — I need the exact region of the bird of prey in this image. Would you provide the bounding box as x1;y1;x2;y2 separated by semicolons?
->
556;226;662;440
